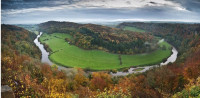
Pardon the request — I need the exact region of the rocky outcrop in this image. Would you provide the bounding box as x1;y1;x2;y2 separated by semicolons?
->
1;85;15;98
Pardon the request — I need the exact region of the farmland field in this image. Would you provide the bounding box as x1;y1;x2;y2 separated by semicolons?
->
123;26;146;32
40;33;172;70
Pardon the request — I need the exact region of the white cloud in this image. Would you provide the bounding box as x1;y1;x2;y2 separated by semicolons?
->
2;0;188;15
71;0;188;11
2;5;69;15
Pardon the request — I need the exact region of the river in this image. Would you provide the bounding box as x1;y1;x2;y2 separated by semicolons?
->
111;47;178;76
34;32;71;71
34;32;178;76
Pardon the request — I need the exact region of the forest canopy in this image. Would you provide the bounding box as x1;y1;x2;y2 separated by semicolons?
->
1;23;200;97
39;21;158;54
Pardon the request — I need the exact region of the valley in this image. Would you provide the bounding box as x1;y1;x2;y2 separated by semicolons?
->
2;22;200;97
2;0;200;97
37;21;172;70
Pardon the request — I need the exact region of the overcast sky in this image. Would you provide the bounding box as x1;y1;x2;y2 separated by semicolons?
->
2;0;200;24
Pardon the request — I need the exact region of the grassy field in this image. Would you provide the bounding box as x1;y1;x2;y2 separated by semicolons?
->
123;26;146;32
40;33;172;70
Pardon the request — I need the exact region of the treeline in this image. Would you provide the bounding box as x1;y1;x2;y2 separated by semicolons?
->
39;21;157;54
1;24;41;59
70;27;157;54
118;22;200;57
38;21;81;34
117;22;200;97
2;24;200;97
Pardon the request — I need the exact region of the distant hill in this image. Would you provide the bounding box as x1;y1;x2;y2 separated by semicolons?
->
117;22;200;56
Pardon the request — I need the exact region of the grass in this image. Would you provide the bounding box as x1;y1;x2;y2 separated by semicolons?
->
123;26;145;32
40;33;172;70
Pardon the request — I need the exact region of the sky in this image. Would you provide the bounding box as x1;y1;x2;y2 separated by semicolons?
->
1;0;200;24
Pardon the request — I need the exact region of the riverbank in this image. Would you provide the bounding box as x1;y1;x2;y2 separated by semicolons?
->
34;32;178;76
111;47;178;76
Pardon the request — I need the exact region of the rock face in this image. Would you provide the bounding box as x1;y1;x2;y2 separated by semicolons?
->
1;85;15;98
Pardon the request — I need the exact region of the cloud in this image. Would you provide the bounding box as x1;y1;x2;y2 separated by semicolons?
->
70;0;188;11
175;0;200;12
1;0;200;24
2;0;190;15
2;0;79;10
2;5;70;15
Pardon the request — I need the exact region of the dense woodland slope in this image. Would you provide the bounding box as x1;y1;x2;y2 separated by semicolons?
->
118;23;200;56
1;25;41;59
39;21;157;54
1;23;200;97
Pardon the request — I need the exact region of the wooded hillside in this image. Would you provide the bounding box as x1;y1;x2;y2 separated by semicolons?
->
1;24;200;97
39;21;157;54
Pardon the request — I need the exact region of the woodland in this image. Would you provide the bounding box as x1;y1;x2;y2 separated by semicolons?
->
1;22;200;97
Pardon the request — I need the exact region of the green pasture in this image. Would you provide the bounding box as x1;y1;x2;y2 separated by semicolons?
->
123;26;146;32
40;33;171;70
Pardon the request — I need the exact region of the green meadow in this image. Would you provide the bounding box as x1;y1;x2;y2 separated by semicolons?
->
123;26;146;32
40;33;171;70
